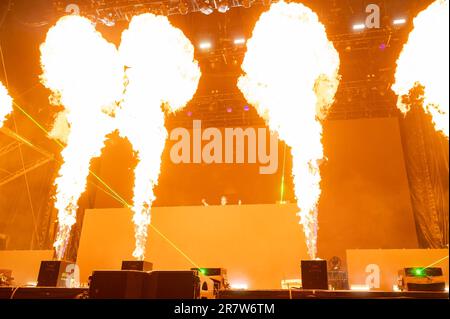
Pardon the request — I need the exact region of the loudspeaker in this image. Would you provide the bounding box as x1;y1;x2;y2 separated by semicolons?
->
37;261;72;287
89;270;149;299
301;260;328;290
121;260;153;272
143;271;201;299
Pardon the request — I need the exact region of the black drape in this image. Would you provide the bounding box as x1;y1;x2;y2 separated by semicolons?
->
399;94;449;248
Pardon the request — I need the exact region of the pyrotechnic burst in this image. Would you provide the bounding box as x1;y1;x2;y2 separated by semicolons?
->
118;14;200;260
40;16;124;259
238;1;340;259
0;81;12;128
393;0;449;137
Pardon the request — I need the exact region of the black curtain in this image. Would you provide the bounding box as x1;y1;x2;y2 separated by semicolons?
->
399;90;449;248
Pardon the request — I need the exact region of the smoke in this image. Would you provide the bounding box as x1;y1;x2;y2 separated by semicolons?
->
117;13;201;260
40;16;124;259
393;0;449;137
238;1;340;259
0;81;12;128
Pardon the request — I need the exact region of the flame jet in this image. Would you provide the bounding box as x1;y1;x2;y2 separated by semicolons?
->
117;14;200;260
393;0;449;137
0;82;12;128
238;1;340;259
40;16;124;260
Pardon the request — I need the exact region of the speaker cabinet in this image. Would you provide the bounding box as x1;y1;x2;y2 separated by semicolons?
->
89;270;149;299
143;271;201;299
301;260;328;290
37;261;73;287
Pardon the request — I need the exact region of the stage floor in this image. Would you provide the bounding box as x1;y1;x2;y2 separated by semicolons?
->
0;287;448;299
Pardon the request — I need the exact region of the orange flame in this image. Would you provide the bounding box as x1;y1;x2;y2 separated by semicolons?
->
0;81;12;128
40;16;124;259
393;0;449;137
117;14;200;260
238;1;340;259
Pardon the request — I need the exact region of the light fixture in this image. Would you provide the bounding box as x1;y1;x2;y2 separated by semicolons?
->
230;283;248;290
199;41;212;50
234;37;246;45
178;0;190;15
393;18;407;25
353;23;366;31
217;0;230;13
199;0;215;15
241;0;252;8
350;284;370;291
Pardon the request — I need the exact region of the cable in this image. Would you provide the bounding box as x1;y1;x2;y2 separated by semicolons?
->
9;286;20;299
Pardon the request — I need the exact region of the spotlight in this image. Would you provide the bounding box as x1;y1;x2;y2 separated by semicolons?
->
234;37;246;45
353;23;366;31
393;18;406;25
230;283;248;290
178;0;190;15
241;0;252;8
199;41;212;50
244;105;250;111
199;0;215;15
217;0;230;13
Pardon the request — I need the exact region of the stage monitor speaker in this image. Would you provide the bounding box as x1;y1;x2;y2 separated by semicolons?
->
143;270;201;299
301;260;329;290
37;261;73;287
89;270;149;299
121;260;153;272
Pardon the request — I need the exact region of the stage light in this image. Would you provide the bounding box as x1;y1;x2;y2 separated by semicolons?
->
178;0;190;15
199;41;212;50
226;107;233;113
350;284;370;291
353;23;366;31
393;18;406;25
199;0;215;15
217;0;230;13
234;37;246;45
412;267;425;277
242;0;252;8
244;105;250;111
231;283;248;290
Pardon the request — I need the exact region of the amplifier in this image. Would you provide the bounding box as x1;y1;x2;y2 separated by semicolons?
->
37;261;73;287
301;260;329;290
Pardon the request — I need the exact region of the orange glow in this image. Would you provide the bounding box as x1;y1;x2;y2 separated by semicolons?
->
0;81;12;128
117;13;200;260
393;0;449;138
40;16;124;259
238;1;340;259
